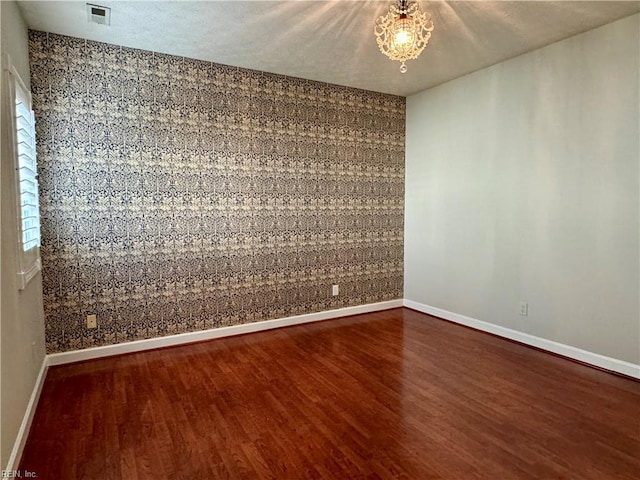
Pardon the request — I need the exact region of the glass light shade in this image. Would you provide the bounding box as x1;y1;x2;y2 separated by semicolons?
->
393;17;415;49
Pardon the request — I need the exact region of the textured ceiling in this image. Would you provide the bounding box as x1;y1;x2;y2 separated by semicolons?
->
18;1;640;96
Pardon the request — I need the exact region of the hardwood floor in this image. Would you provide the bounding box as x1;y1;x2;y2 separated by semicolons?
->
20;308;640;479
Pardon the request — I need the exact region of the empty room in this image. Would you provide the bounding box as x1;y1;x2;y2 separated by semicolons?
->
1;0;639;478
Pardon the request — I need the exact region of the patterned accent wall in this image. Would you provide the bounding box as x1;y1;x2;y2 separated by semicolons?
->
29;31;405;353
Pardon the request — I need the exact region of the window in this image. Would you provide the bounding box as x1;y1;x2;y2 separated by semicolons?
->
4;56;41;289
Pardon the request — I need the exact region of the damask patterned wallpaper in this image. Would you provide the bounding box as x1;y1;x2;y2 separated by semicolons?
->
29;31;405;353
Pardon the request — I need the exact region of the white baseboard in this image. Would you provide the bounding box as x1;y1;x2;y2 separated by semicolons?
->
403;299;640;379
5;356;48;472
48;300;403;366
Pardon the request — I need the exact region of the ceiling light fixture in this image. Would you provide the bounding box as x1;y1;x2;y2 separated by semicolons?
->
374;0;434;73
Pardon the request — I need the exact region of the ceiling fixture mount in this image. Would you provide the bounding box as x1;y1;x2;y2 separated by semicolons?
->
374;0;434;73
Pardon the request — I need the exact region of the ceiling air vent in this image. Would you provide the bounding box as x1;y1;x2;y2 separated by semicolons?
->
86;4;111;25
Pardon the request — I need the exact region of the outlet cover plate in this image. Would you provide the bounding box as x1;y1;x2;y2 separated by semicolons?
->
519;302;528;317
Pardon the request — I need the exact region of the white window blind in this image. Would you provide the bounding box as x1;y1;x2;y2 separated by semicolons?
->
5;57;41;289
15;86;40;252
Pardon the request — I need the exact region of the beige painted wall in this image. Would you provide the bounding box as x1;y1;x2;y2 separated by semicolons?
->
1;0;46;468
405;14;640;364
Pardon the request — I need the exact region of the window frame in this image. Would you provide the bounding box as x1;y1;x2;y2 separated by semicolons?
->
3;53;42;290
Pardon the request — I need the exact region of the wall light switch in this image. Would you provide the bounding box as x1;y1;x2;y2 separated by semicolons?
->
332;284;339;296
87;314;97;329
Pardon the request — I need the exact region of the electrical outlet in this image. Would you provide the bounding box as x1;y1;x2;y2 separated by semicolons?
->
332;284;339;296
519;302;528;317
87;314;97;329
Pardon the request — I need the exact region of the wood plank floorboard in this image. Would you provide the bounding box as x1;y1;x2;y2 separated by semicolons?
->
19;308;640;479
